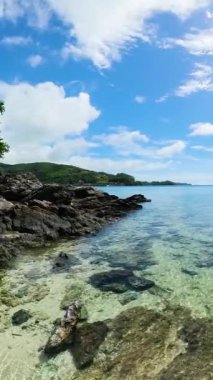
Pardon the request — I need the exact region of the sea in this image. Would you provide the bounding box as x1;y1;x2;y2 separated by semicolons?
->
0;185;212;379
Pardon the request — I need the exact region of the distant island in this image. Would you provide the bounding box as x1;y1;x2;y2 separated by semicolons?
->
0;162;191;186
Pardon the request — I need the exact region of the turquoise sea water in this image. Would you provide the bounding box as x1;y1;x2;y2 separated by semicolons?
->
0;185;213;379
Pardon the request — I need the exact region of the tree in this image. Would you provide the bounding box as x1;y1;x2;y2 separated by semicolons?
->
0;100;9;158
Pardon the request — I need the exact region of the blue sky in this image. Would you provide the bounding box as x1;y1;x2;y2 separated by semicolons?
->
0;0;213;184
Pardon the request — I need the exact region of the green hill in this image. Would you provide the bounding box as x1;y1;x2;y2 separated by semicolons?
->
0;162;141;185
0;162;191;186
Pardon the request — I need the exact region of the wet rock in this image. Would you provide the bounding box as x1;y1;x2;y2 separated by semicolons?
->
12;309;32;325
125;194;151;203
71;321;109;369
44;301;81;355
52;252;81;273
89;269;155;293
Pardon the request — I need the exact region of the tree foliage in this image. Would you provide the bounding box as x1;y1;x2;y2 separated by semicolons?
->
0;100;9;158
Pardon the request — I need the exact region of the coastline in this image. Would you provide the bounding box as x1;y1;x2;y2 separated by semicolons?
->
0;174;212;380
0;172;150;269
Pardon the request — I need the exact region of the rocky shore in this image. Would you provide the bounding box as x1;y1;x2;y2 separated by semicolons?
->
0;172;150;269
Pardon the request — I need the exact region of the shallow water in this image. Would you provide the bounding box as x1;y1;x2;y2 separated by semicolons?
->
0;185;213;379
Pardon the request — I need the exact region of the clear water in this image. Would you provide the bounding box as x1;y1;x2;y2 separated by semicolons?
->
0;186;213;379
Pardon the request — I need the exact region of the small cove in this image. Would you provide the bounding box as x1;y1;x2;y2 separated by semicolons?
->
0;185;213;379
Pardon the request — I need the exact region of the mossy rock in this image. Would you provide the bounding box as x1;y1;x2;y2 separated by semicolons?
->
0;289;21;307
70;305;213;380
60;283;84;310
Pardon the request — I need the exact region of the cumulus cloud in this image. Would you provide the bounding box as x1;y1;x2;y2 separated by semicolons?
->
0;0;210;68
95;129;186;158
27;54;44;68
0;81;100;163
189;122;213;136
164;28;213;56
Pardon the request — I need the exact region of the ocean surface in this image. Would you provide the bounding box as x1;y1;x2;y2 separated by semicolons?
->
0;185;213;379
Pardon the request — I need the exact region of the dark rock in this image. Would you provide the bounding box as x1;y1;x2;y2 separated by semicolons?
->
0;172;42;201
127;275;154;291
71;321;109;369
12;309;32;325
52;252;81;273
0;172;151;269
125;194;151;203
89;269;155;293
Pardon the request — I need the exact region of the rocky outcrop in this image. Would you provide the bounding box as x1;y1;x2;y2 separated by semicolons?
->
0;172;151;268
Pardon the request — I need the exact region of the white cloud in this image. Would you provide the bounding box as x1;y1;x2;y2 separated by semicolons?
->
189;122;213;136
27;54;44;68
67;155;172;175
164;28;213;56
0;81;100;163
95;129;186;158
175;63;213;97
134;95;147;104
0;36;32;46
157;63;213;101
55;0;210;68
155;94;169;103
0;0;211;67
95;128;149;157
206;10;213;19
156;140;186;157
192;145;213;152
0;0;50;27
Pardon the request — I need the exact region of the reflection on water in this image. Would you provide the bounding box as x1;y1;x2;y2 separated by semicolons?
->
0;186;213;379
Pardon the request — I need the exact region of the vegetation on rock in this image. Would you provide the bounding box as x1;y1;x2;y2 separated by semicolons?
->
0;101;9;158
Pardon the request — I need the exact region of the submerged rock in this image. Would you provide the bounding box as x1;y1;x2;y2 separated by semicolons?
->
71;321;109;369
89;269;155;293
12;309;32;325
52;252;81;273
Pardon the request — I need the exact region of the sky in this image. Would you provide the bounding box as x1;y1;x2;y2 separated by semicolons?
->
0;0;213;184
